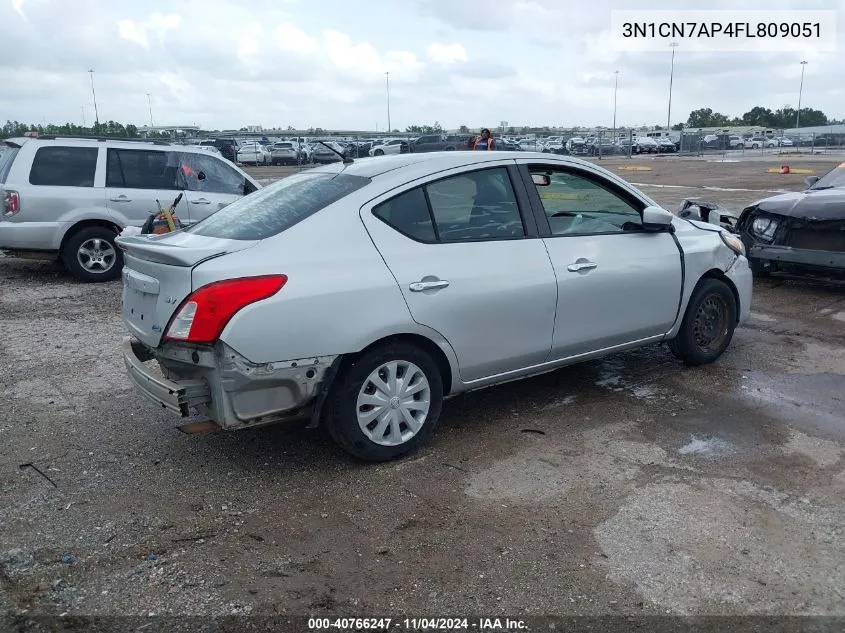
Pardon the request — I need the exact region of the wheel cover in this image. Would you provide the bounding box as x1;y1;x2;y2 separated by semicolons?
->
77;237;116;273
356;360;431;447
692;294;729;353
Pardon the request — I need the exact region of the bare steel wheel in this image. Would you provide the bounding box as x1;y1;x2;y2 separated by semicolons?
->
324;342;443;461
356;360;431;446
668;278;737;365
692;294;729;354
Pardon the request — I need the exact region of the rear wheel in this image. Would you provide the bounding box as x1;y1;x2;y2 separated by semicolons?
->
668;278;737;365
374;149;384;156
62;226;123;283
323;342;443;462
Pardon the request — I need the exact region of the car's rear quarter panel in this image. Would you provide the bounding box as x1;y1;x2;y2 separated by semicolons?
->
193;195;448;366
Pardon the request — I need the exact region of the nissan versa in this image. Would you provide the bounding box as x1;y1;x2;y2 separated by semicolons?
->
118;151;752;461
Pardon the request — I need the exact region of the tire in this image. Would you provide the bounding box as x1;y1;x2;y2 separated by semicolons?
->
668;278;737;365
62;226;123;283
374;149;384;156
748;257;770;277
323;342;444;462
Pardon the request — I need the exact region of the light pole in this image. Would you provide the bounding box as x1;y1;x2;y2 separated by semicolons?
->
146;93;154;128
796;60;808;128
612;70;619;139
666;42;678;132
88;69;99;126
81;106;86;128
385;71;392;133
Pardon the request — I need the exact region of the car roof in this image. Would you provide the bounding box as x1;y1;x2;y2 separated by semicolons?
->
308;150;597;179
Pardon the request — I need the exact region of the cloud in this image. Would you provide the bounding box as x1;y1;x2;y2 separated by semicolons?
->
0;0;842;131
426;42;467;65
274;22;318;54
117;12;181;49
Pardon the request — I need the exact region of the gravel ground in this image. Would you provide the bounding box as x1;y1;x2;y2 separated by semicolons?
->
1;154;844;627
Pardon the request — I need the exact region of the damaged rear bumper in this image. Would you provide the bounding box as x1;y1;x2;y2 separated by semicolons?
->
122;338;339;430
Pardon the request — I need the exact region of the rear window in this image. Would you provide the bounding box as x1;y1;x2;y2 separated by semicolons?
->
29;146;99;187
0;146;19;184
186;172;370;240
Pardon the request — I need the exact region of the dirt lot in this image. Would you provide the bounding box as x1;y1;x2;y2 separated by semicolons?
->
1;154;844;627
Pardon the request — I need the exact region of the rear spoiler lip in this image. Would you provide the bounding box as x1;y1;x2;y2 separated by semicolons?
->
2;140;22;148
115;234;258;268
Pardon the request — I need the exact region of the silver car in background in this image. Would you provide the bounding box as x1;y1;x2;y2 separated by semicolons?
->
119;152;752;461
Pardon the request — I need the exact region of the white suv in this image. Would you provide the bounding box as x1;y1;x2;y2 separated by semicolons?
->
0;135;260;282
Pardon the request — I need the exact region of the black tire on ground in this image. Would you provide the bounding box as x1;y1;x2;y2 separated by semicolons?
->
748;257;770;277
61;226;123;283
668;277;737;365
323;342;444;462
374;149;384;156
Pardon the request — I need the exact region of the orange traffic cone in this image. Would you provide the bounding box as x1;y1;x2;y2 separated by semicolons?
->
780;165;790;174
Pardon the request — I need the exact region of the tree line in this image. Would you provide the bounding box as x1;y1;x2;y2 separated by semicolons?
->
0;120;159;140
684;106;843;130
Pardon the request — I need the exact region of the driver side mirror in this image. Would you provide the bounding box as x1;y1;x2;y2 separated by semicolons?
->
197;171;206;182
804;175;819;188
641;205;674;231
531;173;551;186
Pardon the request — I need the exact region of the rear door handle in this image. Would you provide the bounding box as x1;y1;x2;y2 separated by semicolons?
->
191;198;212;205
409;280;450;292
567;261;597;272
110;195;132;202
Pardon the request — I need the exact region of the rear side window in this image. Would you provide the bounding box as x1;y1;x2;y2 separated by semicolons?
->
373;188;436;242
186;172;370;240
106;149;179;190
0;146;19;184
374;167;525;243
28;146;98;187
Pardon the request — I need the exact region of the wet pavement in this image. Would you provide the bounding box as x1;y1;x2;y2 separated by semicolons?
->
1;156;844;621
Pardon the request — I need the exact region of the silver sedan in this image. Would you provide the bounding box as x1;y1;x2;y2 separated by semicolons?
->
118;151;752;461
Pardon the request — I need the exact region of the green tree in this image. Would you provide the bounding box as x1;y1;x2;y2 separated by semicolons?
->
459;125;469;133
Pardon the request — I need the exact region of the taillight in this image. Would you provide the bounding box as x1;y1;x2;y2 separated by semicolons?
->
164;275;287;344
3;190;20;217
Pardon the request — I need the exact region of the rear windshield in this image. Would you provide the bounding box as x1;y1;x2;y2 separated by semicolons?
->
0;146;19;184
185;172;370;240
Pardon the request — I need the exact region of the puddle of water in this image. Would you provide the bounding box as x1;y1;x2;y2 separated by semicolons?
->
749;312;777;323
678;436;735;457
540;395;576;411
740;371;845;441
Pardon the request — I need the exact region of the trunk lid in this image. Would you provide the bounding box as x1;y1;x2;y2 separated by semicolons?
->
117;232;258;348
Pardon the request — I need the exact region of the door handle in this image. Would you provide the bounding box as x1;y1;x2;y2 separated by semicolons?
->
109;195;131;202
191;198;212;205
409;280;450;292
567;261;597;272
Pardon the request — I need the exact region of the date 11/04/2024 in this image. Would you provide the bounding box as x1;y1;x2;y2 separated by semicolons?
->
622;22;821;38
308;617;528;630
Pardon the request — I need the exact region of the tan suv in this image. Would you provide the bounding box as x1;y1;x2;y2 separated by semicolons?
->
0;135;260;282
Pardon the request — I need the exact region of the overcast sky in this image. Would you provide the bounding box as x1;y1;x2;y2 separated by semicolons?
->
1;0;842;131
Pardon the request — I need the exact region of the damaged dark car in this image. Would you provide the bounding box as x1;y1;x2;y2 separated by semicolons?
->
736;163;845;279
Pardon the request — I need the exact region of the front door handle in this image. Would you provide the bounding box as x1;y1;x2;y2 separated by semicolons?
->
409;280;450;292
109;195;132;202
567;261;597;272
191;198;212;205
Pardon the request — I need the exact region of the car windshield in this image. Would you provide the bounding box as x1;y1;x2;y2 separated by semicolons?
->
809;163;845;190
185;172;370;240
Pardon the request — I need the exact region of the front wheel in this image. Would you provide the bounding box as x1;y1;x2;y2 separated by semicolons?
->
62;226;123;283
668;278;737;365
374;149;384;156
323;342;443;462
